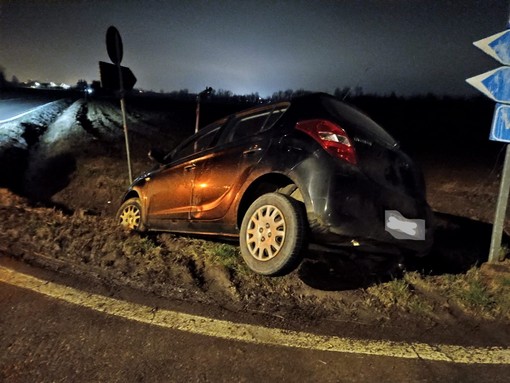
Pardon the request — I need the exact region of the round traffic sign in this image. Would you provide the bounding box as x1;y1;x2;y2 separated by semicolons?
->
106;26;123;65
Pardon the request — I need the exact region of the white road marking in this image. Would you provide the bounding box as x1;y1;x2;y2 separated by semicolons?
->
0;265;508;365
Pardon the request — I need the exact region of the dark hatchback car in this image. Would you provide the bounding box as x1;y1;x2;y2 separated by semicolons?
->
117;93;434;276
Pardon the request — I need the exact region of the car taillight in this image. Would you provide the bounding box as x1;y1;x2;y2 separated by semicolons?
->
295;119;357;165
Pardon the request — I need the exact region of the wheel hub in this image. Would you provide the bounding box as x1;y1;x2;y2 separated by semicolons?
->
246;205;286;261
119;205;140;230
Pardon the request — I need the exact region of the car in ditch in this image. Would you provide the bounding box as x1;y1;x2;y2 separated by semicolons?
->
117;92;434;276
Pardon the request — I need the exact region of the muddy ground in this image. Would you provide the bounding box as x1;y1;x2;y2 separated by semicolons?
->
0;92;509;346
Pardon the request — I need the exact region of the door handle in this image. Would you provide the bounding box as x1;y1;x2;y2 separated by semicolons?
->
243;146;262;156
184;164;196;171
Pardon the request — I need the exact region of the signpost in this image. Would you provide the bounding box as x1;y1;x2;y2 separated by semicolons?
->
467;28;510;263
99;61;137;92
473;29;510;66
466;66;510;103
490;104;510;143
100;26;137;184
106;26;124;65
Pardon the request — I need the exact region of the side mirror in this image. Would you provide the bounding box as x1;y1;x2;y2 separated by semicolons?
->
148;148;166;163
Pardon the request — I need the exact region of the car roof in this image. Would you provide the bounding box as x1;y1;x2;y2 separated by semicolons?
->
233;100;291;119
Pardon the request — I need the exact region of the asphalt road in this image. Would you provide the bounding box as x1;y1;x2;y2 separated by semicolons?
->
0;259;508;383
0;97;56;123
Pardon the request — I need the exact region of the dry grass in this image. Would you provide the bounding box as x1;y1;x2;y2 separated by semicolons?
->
365;264;510;321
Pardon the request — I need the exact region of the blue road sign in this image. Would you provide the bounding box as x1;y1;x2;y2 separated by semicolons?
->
474;29;510;66
490;103;510;142
466;66;510;103
470;26;510;263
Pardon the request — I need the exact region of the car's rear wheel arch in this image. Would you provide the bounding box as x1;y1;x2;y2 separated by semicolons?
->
237;173;306;229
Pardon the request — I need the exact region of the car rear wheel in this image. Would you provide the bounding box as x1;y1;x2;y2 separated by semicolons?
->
240;193;306;276
117;197;145;231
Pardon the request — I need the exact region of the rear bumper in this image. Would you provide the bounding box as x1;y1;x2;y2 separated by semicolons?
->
292;159;435;255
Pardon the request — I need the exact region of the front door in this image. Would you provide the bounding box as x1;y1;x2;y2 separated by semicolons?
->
145;121;225;226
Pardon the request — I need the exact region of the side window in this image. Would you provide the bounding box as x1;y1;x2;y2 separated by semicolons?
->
194;127;220;151
172;125;222;161
227;106;290;143
210;103;290;146
261;107;288;131
229;113;271;142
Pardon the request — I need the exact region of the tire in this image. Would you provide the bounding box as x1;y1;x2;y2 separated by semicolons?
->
116;197;146;231
240;192;306;276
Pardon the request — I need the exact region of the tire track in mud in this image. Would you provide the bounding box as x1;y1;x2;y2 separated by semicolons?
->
22;99;88;201
76;102;101;139
21;99;122;201
0;99;72;193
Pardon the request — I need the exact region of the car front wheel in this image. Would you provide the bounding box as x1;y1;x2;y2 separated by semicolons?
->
116;197;145;231
240;193;306;276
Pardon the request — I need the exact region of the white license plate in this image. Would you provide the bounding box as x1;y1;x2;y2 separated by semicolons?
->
385;210;425;240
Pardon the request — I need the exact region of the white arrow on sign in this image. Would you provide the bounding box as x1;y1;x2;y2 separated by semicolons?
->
474;29;510;65
466;66;510;104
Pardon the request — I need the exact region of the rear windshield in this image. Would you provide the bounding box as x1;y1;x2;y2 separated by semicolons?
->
323;98;397;147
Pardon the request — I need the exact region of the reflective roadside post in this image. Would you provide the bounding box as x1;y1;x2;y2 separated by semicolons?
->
466;26;510;263
195;87;213;134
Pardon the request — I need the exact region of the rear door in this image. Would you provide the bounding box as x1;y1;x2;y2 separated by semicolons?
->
191;105;289;221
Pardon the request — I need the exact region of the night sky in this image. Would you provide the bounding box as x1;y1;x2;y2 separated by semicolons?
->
1;0;509;97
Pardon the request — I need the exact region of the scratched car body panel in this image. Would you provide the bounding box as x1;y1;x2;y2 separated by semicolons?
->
117;93;434;276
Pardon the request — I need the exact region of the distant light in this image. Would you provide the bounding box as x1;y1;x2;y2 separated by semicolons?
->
61;83;71;89
86;87;93;94
50;82;57;88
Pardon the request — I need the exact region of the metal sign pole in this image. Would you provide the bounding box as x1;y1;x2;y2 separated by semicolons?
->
105;26;134;185
488;144;510;262
120;96;133;184
117;61;133;184
116;48;133;184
